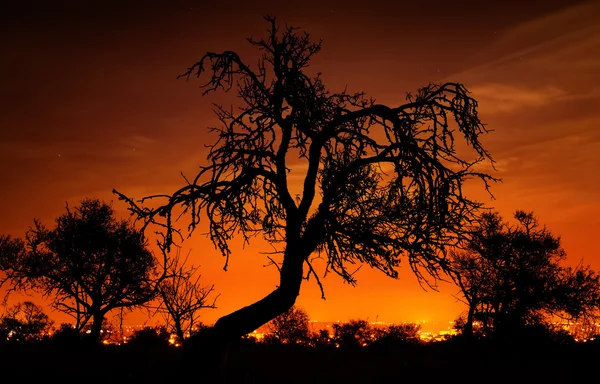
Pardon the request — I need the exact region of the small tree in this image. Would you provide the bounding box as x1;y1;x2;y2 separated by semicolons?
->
332;319;375;348
556;264;600;324
0;301;54;342
266;305;311;345
0;198;165;342
115;16;496;360
450;212;505;338
126;326;170;348
154;247;217;345
374;323;422;345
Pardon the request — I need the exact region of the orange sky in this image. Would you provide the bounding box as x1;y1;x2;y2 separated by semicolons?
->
1;0;599;327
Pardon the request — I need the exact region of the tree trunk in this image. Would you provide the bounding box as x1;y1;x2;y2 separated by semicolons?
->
89;311;104;343
174;317;185;345
185;247;305;375
464;303;475;340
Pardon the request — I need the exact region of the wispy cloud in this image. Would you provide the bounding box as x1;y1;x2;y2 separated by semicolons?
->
441;2;600;254
452;1;600;109
471;83;567;114
456;1;600;77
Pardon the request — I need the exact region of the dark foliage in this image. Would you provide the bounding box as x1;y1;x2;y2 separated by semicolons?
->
0;198;165;343
0;301;53;343
451;210;600;340
371;323;422;349
126;326;171;348
266;305;311;345
48;323;84;348
332;319;375;348
312;328;333;347
0;336;597;383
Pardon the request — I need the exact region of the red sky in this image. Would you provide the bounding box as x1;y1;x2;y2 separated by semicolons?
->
1;0;599;327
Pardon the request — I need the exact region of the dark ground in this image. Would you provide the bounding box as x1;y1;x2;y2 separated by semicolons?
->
0;338;596;383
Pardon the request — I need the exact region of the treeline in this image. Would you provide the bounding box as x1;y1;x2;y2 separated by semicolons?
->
262;306;423;348
2;199;600;348
0;301;422;349
3;305;599;383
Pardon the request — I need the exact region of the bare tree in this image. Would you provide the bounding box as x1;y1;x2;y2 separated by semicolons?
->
154;247;217;345
115;16;496;360
0;198;166;342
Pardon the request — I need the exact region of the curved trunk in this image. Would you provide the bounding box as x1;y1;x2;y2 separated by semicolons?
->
217;249;304;337
187;247;305;373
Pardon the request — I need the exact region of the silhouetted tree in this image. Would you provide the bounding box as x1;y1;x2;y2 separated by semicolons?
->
556;264;600;323
154;247;217;345
266;305;311;345
114;16;495;361
0;301;53;342
451;210;600;340
373;323;422;345
332;319;375;348
0;198;166;343
189;322;212;338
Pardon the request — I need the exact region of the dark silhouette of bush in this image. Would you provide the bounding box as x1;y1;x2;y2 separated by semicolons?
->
265;305;311;345
332;319;375;348
311;328;333;348
126;326;170;348
183;323;225;351
521;323;576;346
187;322;213;343
371;323;422;349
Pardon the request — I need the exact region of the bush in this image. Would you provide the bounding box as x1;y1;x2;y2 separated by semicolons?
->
332;319;374;348
0;301;54;343
49;323;83;347
372;323;421;348
265;306;311;345
126;326;170;348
